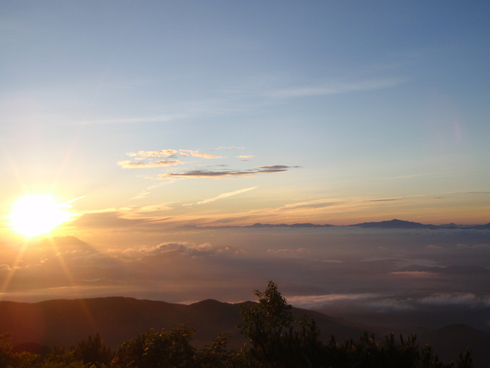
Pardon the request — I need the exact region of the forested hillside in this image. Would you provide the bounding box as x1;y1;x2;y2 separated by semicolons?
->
0;282;485;367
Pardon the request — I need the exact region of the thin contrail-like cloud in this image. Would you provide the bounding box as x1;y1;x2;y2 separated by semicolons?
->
186;186;258;206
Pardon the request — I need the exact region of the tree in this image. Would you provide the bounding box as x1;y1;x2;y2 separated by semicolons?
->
238;281;323;367
74;333;113;366
112;324;196;368
0;333;14;368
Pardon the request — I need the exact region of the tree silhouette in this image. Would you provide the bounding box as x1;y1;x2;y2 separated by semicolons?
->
112;324;196;368
74;333;113;365
238;280;323;367
0;281;478;368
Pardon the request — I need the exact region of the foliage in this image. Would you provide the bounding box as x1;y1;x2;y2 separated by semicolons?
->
74;333;113;366
0;333;14;368
112;324;196;368
0;281;478;368
238;281;323;367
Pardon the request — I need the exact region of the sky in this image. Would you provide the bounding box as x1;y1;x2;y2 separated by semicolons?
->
0;1;489;325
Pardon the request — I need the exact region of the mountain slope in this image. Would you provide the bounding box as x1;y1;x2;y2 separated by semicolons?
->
0;297;375;349
419;324;490;368
349;219;438;229
1;297;488;367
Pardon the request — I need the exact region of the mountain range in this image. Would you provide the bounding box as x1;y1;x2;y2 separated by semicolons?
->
244;219;490;230
1;297;489;367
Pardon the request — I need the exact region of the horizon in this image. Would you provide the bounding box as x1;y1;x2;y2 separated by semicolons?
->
183;218;490;227
0;1;489;333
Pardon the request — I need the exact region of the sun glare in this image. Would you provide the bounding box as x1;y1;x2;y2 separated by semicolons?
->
7;195;72;238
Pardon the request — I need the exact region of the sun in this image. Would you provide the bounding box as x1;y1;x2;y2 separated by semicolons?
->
7;194;72;238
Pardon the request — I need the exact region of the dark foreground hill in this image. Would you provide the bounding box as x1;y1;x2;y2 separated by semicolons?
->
419;324;490;368
0;297;378;349
0;297;489;367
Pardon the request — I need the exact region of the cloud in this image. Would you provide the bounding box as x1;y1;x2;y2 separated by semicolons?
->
75;115;183;125
258;165;299;172
159;165;297;179
289;293;415;313
160;170;253;179
390;271;434;277
127;149;179;158
149;242;216;257
122;148;222;162
267;78;405;99
279;199;343;211
179;150;223;159
131;191;151;200
118;160;185;168
118;148;231;170
369;195;423;202
71;211;154;229
136;204;173;213
287;293;380;309
268;248;292;253
118;148;298;185
112;242;239;260
419;293;481;306
186;186;258;206
0;264;12;272
365;299;415;312
426;244;444;249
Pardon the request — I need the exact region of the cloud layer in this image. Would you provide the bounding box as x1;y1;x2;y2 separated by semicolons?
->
159;165;298;179
117;147;299;181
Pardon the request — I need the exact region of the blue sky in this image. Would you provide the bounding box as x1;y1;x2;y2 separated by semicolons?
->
1;1;489;232
1;1;490;317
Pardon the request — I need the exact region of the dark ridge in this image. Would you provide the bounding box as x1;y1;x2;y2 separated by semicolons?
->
2;297;488;366
419;324;490;368
250;223;335;228
0;297;377;350
349;219;438;229
182;220;490;230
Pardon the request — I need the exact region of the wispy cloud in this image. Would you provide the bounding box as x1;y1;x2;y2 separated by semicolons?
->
118;160;185;168
76;115;184;125
370;197;402;202
127;149;179;158
267;78;405;99
125;149;222;160
237;155;254;159
287;293;381;309
279;199;344;211
118;148;224;169
390;173;430;180
179;150;223;159
131;191;151;200
419;293;484;306
186;186;258;206
159;165;298;180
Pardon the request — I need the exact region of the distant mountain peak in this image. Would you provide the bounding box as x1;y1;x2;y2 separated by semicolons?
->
350;219;438;229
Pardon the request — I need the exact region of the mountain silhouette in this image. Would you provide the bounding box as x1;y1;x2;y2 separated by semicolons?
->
349;219;438;229
0;297;488;366
202;219;490;230
419;324;490;368
0;297;379;349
